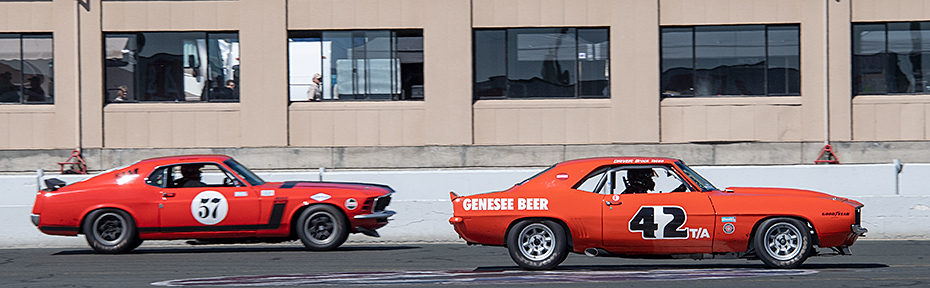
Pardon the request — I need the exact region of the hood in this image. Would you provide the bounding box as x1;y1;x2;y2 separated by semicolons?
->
264;181;394;194
725;186;862;206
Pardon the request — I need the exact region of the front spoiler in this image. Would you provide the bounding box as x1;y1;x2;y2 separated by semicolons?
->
354;210;396;220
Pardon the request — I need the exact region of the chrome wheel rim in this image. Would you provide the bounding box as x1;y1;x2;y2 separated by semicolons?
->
518;223;555;261
306;211;337;245
93;212;127;246
764;223;802;261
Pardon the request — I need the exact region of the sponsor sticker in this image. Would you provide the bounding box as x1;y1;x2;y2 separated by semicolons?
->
234;191;248;197
310;193;331;202
612;194;620;201
556;173;570;180
461;197;549;211
721;216;736;223
723;223;736;234
628;205;711;240
261;190;275;197
190;191;228;225
345;198;358;210
822;211;850;217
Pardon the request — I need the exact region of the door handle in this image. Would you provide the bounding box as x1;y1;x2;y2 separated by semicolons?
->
162;192;176;198
605;201;621;206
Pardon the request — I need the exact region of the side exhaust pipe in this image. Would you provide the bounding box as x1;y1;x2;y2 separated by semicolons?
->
584;248;613;257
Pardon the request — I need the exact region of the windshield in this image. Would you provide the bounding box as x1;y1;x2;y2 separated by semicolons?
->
223;159;266;186
675;161;718;191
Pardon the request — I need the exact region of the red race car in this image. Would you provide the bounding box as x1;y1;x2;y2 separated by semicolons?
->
449;157;867;270
31;155;395;253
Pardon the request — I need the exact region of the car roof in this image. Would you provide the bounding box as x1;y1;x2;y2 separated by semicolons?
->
557;157;682;167
135;155;233;166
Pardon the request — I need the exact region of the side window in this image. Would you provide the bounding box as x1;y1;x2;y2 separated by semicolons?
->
146;166;169;188
614;166;689;194
575;170;607;193
167;163;241;188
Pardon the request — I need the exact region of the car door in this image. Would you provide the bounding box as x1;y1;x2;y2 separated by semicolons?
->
599;165;716;255
156;162;260;237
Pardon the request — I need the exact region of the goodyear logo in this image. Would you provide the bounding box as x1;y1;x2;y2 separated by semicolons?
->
822;211;850;216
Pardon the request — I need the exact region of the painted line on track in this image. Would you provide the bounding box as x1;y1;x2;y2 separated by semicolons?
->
152;268;818;286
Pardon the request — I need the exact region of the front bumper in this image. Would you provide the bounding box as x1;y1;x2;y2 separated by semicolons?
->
851;224;868;236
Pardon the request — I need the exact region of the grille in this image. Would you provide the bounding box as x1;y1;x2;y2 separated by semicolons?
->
373;195;391;212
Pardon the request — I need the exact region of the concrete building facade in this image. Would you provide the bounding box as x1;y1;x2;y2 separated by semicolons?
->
2;0;930;172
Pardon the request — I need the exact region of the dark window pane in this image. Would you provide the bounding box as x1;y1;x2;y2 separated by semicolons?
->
21;35;53;103
396;31;423;100
694;25;765;96
578;28;609;97
767;26;800;95
0;34;23;103
853;24;888;95
661;27;693;97
507;28;577;98
206;33;239;101
474;30;507;98
887;22;926;93
105;34;138;102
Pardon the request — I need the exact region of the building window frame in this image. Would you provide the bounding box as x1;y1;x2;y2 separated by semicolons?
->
853;21;930;96
0;33;54;105
660;24;800;98
104;31;240;103
287;29;424;102
473;27;610;100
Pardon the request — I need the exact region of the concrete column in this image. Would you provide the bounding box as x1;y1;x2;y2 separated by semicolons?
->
76;0;104;149
51;0;81;149
828;0;852;141
612;0;660;143
239;0;289;147
423;0;473;145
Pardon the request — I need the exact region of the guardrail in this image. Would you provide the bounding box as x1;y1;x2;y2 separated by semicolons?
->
2;162;927;248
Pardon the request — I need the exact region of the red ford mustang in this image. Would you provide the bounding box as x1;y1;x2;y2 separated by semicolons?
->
449;157;867;270
31;155;395;253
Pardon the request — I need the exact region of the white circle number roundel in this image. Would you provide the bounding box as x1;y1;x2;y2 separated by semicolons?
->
190;191;228;225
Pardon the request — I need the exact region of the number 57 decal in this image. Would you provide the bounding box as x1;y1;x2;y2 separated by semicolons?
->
629;206;688;239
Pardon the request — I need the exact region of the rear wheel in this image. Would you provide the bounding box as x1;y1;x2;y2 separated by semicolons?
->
83;209;139;254
753;217;812;268
506;220;568;270
296;205;348;251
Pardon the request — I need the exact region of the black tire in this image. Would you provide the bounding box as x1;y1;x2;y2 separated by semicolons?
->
506;219;568;270
82;209;140;254
296;205;348;251
753;217;812;268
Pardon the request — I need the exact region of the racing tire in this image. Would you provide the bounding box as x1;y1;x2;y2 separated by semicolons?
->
296;205;348;251
83;209;140;254
507;219;568;270
753;217;812;269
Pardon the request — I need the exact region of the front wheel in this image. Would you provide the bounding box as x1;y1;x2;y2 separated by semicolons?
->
507;220;568;270
296;205;348;251
83;209;139;254
753;217;812;268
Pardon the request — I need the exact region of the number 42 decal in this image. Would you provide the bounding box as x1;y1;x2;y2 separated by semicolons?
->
629;206;707;239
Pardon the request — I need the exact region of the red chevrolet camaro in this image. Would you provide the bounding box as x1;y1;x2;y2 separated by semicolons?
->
31;155;395;253
449;157;868;270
